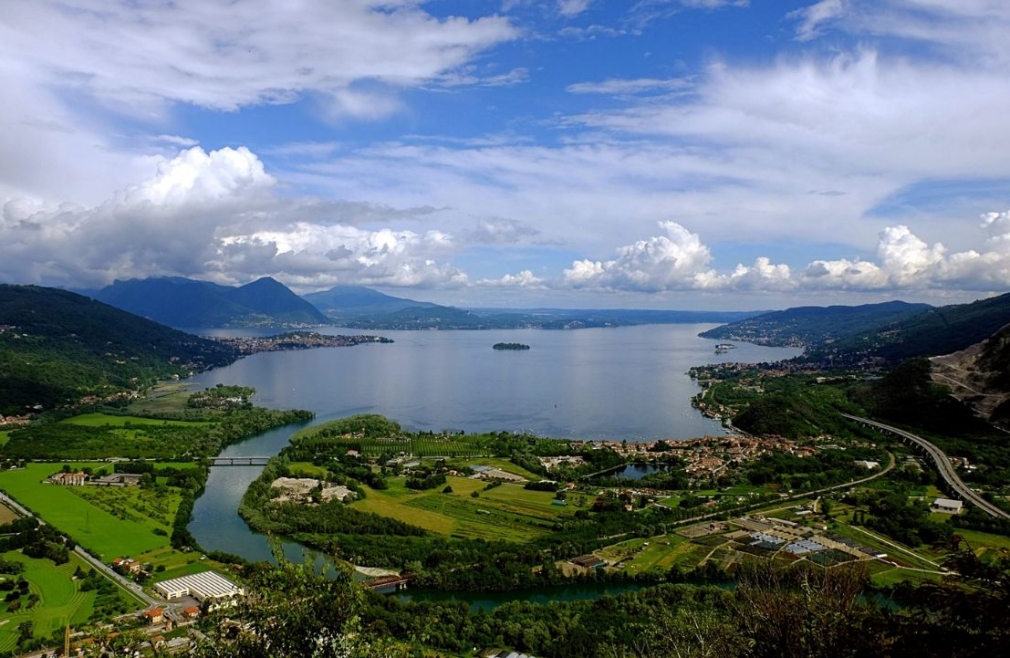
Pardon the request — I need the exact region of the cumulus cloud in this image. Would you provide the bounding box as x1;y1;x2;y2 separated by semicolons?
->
563;221;715;291
478;270;545;288
557;214;1010;294
0;146;466;289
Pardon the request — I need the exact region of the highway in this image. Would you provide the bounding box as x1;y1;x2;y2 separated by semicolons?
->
842;413;1010;521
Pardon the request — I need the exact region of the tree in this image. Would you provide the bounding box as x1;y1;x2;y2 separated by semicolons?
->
17;619;34;644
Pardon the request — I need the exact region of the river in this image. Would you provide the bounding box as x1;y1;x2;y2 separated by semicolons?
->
186;324;801;602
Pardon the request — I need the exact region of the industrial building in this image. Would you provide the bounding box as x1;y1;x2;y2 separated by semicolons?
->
154;571;244;606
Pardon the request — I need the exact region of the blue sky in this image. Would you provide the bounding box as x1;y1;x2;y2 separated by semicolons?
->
2;0;1010;310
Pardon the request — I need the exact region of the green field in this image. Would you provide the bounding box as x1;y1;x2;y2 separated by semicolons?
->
124;382;197;416
61;412;208;428
0;551;139;653
0;431;8;447
0;465;169;558
351;478;573;542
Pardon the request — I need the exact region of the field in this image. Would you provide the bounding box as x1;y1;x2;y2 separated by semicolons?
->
0;551;140;653
597;535;697;576
0;431;8;446
0;464;170;558
0;503;17;526
61;412;208;428
124;382;196;416
350;477;575;542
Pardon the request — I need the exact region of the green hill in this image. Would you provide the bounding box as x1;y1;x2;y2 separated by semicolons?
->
699;301;932;347
302;285;439;321
0;285;237;415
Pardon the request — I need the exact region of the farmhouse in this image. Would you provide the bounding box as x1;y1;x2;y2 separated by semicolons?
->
931;498;964;514
154;571;244;606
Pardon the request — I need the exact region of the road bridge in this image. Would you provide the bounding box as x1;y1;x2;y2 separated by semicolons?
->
208;456;271;466
842;413;1010;521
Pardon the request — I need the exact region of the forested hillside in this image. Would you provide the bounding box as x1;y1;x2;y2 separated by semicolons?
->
0;285;237;414
699;301;932;347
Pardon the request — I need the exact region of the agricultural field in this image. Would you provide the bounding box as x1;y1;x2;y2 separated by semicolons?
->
0;503;17;526
449;457;542;481
597;535;695;576
61;412;209;428
124;382;197;416
0;464;170;558
351;478;574;542
0;551;140;654
72;484;183;539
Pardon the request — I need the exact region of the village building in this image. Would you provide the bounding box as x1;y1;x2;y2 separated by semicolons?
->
931;497;964;514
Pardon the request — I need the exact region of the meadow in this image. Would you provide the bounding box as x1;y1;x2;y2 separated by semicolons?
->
61;412;209;428
0;464;171;558
0;551;140;653
0;431;8;447
351;477;576;543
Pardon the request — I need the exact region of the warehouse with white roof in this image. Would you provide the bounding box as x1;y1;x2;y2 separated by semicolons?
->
154;571;244;606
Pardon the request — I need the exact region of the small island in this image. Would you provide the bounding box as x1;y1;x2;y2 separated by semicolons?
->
492;342;530;351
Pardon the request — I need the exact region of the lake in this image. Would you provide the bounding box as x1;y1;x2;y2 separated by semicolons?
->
187;325;801;564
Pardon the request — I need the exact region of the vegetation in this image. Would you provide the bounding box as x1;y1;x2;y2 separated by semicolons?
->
0;285;238;415
493;342;530;350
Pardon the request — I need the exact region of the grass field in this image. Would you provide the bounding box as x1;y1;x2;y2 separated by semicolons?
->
351;477;573;542
0;551;139;653
72;484;182;537
0;431;8;447
124;382;196;416
61;413;208;428
0;465;170;558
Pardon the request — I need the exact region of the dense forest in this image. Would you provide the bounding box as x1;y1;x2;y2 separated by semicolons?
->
0;285;238;414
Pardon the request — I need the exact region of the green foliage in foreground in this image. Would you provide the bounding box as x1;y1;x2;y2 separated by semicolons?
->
196;557;1010;658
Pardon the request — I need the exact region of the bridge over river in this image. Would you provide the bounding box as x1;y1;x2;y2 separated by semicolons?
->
208;456;272;466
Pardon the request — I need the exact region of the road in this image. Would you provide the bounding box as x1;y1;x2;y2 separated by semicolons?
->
0;490;161;611
842;413;1010;521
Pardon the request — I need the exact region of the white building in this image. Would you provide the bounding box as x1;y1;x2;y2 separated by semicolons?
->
154;571;244;605
931;498;964;514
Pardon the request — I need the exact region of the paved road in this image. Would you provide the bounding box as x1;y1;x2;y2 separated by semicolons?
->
842;413;1010;521
0;490;161;611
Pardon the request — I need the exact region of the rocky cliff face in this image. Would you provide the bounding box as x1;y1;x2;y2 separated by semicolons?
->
930;322;1010;423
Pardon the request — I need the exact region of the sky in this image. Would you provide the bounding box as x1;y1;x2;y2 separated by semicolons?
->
2;0;1010;310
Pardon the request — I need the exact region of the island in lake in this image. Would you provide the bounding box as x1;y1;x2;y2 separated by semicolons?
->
493;342;530;350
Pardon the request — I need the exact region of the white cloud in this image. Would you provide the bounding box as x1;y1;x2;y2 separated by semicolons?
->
558;1;593;17
479;270;545;288
467;218;540;244
790;0;847;42
566;77;691;95
0;146;466;289
0;1;518;118
563;221;715;291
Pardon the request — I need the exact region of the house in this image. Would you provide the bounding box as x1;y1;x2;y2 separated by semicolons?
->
182;605;201;619
570;555;606;569
140;607;164;625
931;498;964;514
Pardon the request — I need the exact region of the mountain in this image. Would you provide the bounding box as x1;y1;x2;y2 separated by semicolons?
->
0;285;237;415
91;277;329;328
803;292;1010;367
699;301;933;348
302;285;439;321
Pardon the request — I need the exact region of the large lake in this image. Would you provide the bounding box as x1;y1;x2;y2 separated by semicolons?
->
190;324;800;441
187;324;801;563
